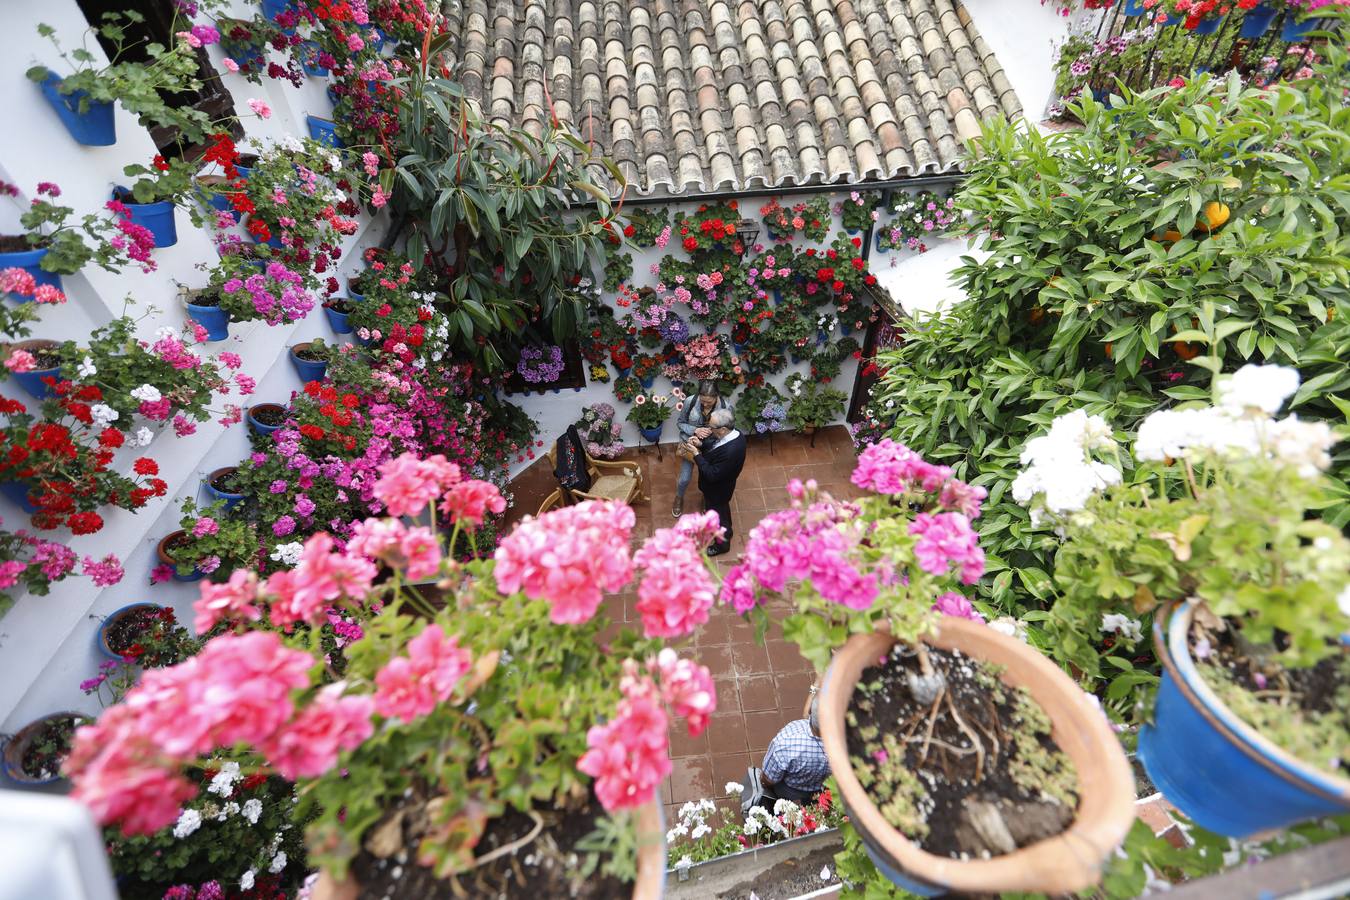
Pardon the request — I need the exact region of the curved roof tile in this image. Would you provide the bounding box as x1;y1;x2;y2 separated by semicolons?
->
439;0;1020;196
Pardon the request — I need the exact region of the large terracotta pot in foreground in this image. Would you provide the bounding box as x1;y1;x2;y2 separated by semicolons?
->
819;620;1135;896
311;797;666;899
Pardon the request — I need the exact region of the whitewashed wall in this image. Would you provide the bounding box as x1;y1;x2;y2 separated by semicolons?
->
0;0;387;736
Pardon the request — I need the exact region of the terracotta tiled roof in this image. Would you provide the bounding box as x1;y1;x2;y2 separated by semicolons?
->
439;0;1022;197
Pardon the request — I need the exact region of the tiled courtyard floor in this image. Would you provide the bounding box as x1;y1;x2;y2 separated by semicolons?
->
503;425;863;823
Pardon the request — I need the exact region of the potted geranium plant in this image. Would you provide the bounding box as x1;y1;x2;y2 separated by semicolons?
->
722;444;1136;895
784;372;847;436
26;10;214;148
735;383;790;438
54;314;234;434
157;500;259;583
631;352;664;389
876;189;959;254
626;391;673;444
622;208;670;247
838;190;881;233
772;303;816;362
614;375;642;404
3;180;158;280
96;603;198;668
2;711;90;784
290;338;332;383
575;402;625;459
67;455;723;899
0;523;83;616
1018;366;1350;836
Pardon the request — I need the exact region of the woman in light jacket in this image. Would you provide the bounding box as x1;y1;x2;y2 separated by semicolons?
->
674;381;725;518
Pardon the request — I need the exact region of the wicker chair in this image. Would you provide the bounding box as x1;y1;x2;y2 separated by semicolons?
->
537;444;647;515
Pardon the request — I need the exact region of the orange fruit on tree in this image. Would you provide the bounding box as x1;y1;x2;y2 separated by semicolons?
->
1196;201;1230;233
1161;229;1184;244
1029;306;1045;324
1105;342;1114;358
1173;341;1201;360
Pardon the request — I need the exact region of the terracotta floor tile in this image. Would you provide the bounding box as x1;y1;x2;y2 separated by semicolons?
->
700;644;736;678
745;710;787;752
669;756;714;804
706;713;749;754
731;640;772;676
710;752;752;798
775;671;816;718
668;719;709;759
767;639;814;674
737;674;778;712
712;676;739;713
663;778;674;805
696;614;734;646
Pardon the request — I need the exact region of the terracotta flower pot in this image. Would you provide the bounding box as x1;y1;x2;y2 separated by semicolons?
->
157;530;202;583
1;711;88;784
309;798;666;900
819;621;1135;896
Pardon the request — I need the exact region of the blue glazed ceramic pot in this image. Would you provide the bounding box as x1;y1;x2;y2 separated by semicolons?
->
38;73;115;145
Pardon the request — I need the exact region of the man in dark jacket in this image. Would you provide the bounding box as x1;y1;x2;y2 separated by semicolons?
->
692;408;746;557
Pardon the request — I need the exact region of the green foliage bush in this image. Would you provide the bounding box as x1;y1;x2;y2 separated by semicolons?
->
873;66;1350;619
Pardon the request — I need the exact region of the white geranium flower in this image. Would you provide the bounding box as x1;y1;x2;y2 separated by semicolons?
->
270;542;304;566
242;798;263;825
173;808;202;839
270;851;288;873
1101;613;1143;643
217;801;240;821
691;823;711;839
1217;364;1299;416
208;762;241;796
90;404;119;427
133;427;154;447
724;781;744;795
240;870;256;891
76;358;97;379
666;824;689;842
130;384;162;403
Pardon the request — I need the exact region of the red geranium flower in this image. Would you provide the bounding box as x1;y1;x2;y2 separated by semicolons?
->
133;458;159;476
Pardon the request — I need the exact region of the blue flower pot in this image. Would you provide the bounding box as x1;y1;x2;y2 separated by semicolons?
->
1122;0;1147;13
771;289;784;306
299;42;329;76
841;323;854;337
186;301;230;342
354;331;375;348
0;246;62;303
307;115;343;148
114;190;177;248
97;603;159;661
38;73;115;146
1138;602;1350;837
1188;15;1224;34
262;0;297;32
874;232;889;255
0;480;38;513
225;41;265;70
251;227;285;251
1239;2;1278;37
247;404;287;437
638;424;664;443
12;364;61;399
327;85;340;107
816;329;830;345
347;280;365;303
638;375;655;389
324;301;353;334
1282;15;1320;41
615;366;631;379
203;467;245;510
196;179;241;222
158;531;203;583
290;345;329;382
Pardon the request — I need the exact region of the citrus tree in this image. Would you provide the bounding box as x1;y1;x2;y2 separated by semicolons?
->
873;50;1350;622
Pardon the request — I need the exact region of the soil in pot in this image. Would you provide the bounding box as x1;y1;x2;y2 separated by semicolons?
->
211;467;246;495
188;290;223;308
104;605;161;657
293;344;330;362
159;532;193;569
349;792;631;899
325;299;355;314
1189;612;1349;776
846;644;1080;861
251;405;287;426
0;235;44;253
16;713;88;780
21;346;63;370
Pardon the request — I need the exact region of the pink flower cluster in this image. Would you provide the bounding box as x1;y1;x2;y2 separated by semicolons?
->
910;512;985;585
493;500;636;624
0;267;67;303
67;631;373;833
651;648;716;736
81;554;125;588
932;591;984;622
348;517;442;580
577;690;671;813
192;532;376;632
443;479;506;527
721;485;878;614
852;438;954;495
373;623;473;723
373;451;461;517
632;513;719;638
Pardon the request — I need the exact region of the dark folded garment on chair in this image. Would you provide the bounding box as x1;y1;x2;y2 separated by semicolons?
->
553;425;592;493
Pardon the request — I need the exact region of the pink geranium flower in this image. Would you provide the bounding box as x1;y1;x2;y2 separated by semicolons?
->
933;591;985;623
373;452;462;517
193;570;262;633
633;522;716;638
260;684;374;779
577;693;671;812
443;479;506;527
909;512;985;584
493;500;636;624
653;649;716;737
374;624;472;723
